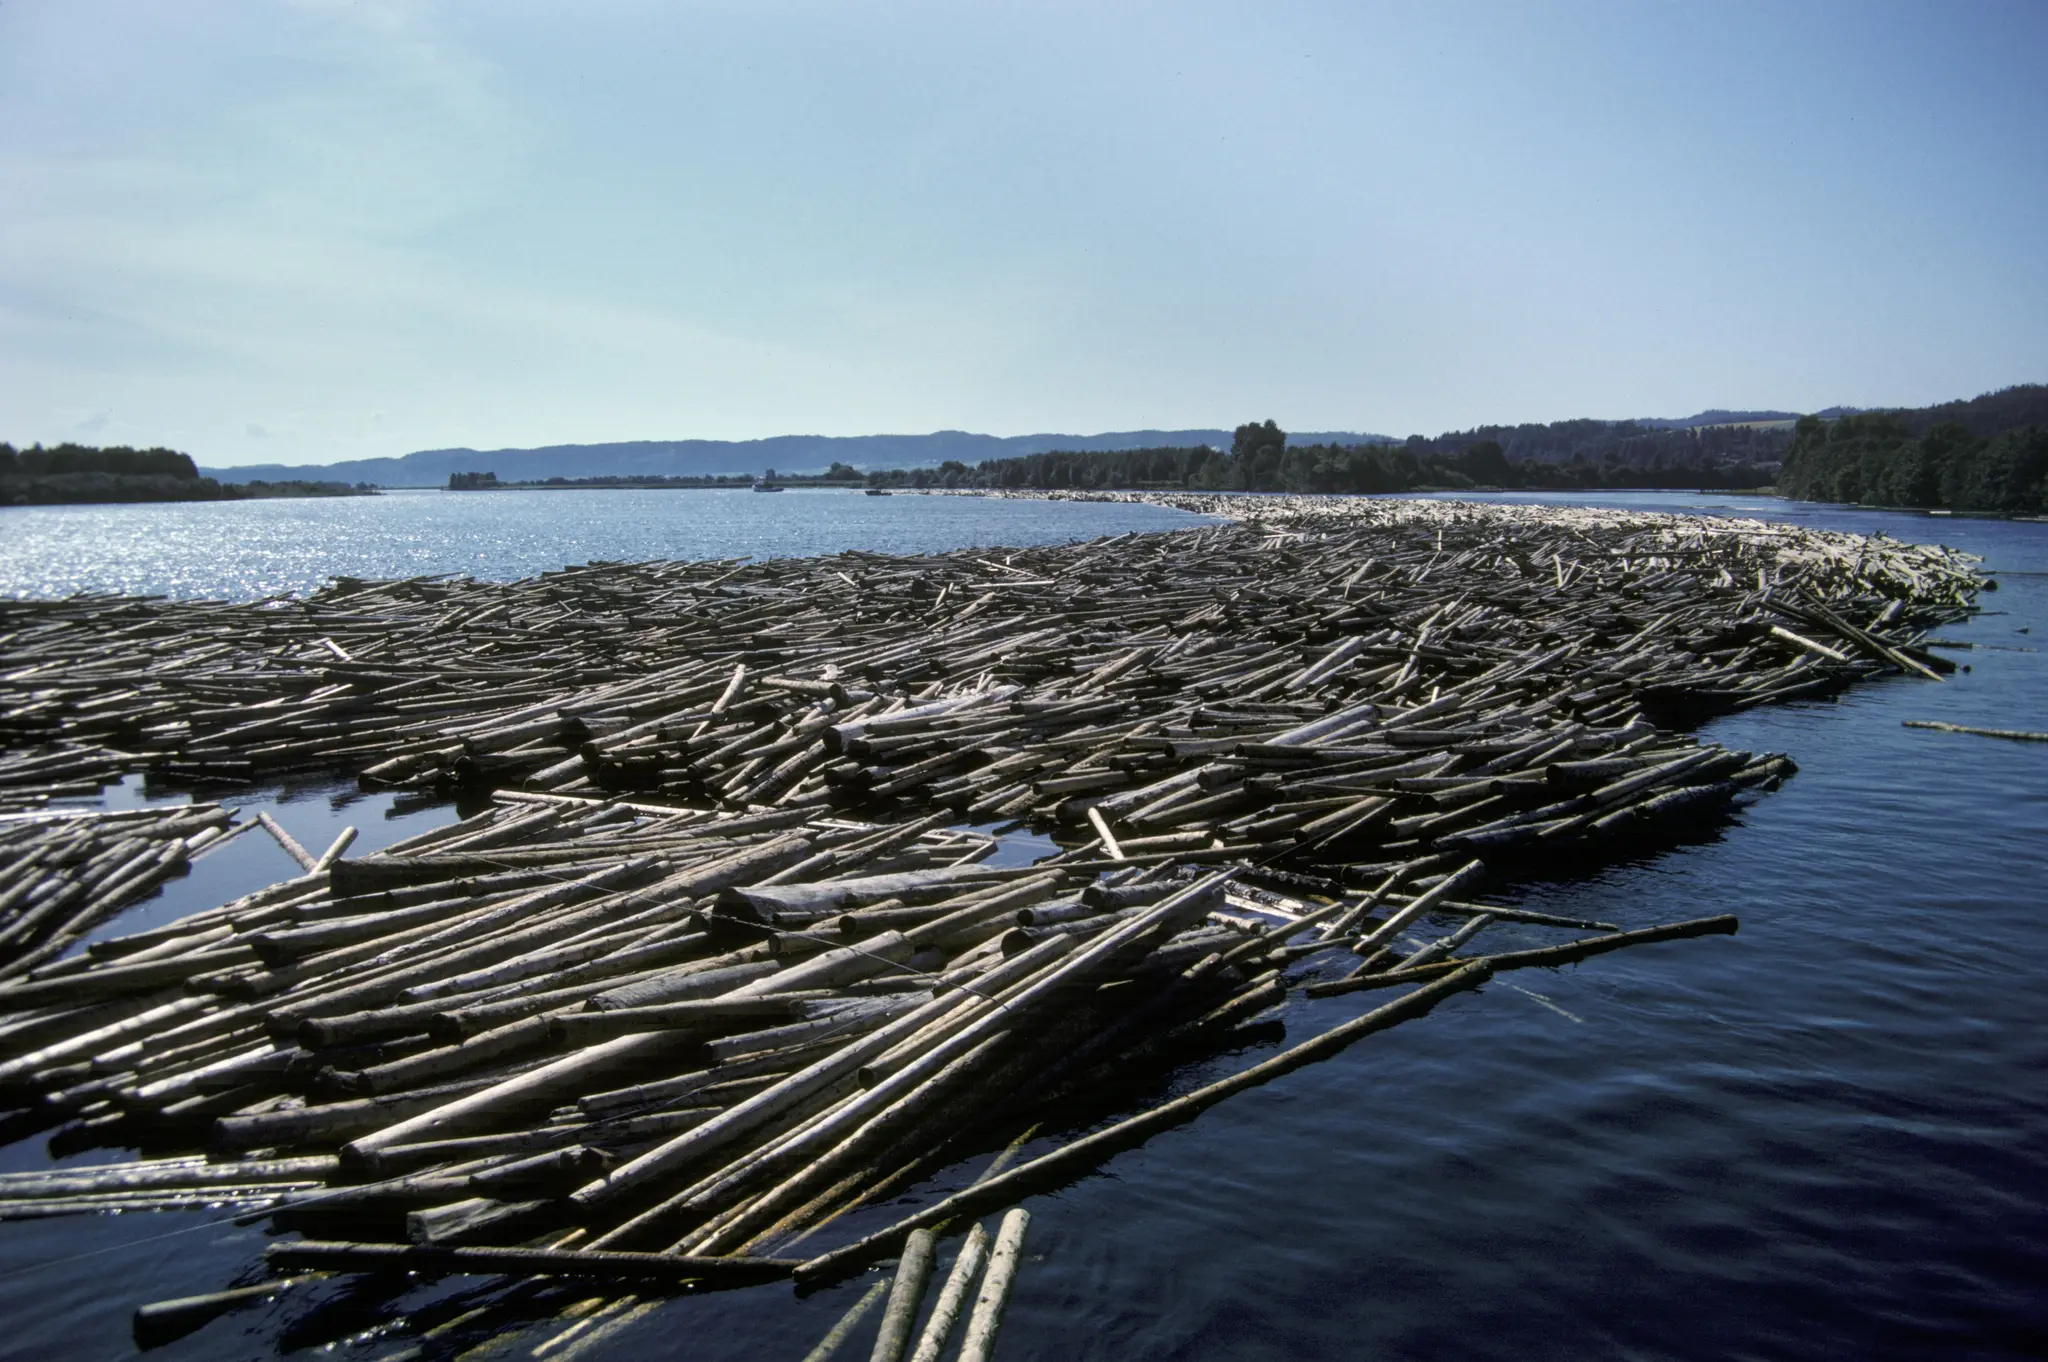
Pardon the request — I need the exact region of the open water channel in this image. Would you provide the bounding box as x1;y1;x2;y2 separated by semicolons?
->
0;488;2041;1360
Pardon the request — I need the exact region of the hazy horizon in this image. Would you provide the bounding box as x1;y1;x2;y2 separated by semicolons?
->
5;1;2044;468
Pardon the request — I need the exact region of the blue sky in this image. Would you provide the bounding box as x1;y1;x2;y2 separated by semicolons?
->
3;1;2043;467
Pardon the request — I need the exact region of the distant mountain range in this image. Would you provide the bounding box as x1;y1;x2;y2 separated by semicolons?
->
1632;407;1864;429
206;429;1388;486
197;403;1969;486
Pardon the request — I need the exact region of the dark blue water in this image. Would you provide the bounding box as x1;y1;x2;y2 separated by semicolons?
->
0;492;2041;1361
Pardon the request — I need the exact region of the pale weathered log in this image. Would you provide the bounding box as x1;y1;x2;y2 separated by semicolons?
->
263;1239;799;1285
1305;914;1740;997
133;1278;312;1349
956;1208;1031;1362
869;1227;937;1362
802;1277;892;1362
1903;719;2048;743
907;1220;992;1362
257;813;318;873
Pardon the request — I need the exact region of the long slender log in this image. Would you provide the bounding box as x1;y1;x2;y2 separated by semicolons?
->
0;1154;335;1198
907;1220;992;1362
802;1277;892;1362
956;1208;1031;1362
1902;719;2048;743
263;1240;799;1285
133;1278;313;1349
341;1030;694;1160
869;1227;937;1362
257;814;318;872
1349;859;1486;960
1304;914;1740;996
546;995;809;1045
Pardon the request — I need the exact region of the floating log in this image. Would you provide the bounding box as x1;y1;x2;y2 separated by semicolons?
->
869;1227;937;1362
1902;719;2048;743
1305;914;1741;997
908;1220;991;1362
132;1277;312;1349
957;1208;1031;1362
803;1276;892;1362
263;1239;800;1285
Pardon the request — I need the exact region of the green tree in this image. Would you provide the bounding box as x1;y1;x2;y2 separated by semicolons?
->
1232;420;1286;464
1457;439;1513;485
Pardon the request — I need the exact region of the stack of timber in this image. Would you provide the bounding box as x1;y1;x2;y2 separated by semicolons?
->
0;741;140;810
0;496;1982;1349
0;799;1299;1287
0;499;1971;826
0;802;239;976
0;787;1726;1347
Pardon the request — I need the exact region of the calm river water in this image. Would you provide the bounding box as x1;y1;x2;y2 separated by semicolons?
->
0;487;1209;601
0;490;2041;1362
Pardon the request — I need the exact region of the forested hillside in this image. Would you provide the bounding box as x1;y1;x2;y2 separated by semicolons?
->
1891;383;2048;439
1;443;374;505
869;418;1784;493
871;386;2046;509
1776;392;2048;514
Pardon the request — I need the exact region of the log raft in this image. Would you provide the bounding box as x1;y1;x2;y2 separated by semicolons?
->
0;495;1982;1354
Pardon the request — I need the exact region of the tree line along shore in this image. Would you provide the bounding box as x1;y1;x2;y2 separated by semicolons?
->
436;385;2045;514
10;381;2042;513
862;385;2046;515
0;444;374;506
1775;408;2048;514
446;464;870;492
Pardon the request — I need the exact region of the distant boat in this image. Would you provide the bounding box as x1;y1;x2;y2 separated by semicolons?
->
865;488;892;496
753;482;785;493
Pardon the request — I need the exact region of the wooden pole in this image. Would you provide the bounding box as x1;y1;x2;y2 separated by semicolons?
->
868;1227;937;1362
906;1220;991;1362
956;1208;1031;1362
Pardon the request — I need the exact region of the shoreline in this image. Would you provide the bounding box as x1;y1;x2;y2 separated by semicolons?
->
926;483;2047;526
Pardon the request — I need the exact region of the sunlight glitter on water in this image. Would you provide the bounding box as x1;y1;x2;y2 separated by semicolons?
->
0;489;1214;602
